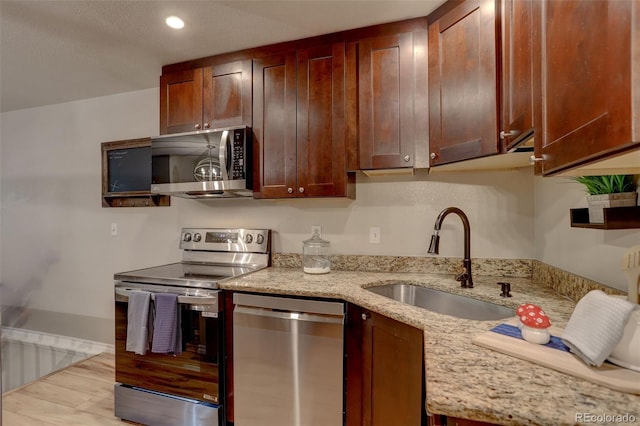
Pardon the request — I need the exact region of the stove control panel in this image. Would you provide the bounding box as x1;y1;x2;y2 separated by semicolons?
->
180;228;271;254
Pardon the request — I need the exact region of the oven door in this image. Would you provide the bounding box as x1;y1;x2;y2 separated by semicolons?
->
114;283;223;404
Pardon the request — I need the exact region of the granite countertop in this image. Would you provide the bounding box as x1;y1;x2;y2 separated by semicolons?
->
219;267;640;426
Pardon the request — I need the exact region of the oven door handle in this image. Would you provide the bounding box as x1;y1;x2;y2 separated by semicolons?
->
114;287;219;305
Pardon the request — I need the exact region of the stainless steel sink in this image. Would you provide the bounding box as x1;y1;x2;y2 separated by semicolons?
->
366;283;514;321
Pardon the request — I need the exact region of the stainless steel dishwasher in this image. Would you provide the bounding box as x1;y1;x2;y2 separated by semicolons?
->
233;293;345;426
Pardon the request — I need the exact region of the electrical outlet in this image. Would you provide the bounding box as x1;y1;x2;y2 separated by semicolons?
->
311;225;322;238
369;227;381;244
111;222;118;237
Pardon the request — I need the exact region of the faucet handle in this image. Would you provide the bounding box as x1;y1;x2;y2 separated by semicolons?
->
455;267;469;284
497;282;512;297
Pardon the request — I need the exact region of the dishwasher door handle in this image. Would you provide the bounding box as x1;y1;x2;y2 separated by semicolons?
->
234;305;344;325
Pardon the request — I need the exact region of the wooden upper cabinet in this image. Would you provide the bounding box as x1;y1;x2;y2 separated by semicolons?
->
203;60;252;129
428;0;500;166
160;61;252;134
533;0;639;175
253;44;353;199
297;43;350;197
358;32;416;169
160;68;203;134
252;53;298;199
501;0;534;149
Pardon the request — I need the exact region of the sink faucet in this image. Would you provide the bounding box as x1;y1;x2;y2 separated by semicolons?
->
427;207;474;288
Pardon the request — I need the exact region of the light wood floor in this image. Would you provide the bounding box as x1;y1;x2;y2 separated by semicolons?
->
2;353;127;425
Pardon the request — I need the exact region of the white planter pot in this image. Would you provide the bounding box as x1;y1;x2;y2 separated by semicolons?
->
586;192;638;224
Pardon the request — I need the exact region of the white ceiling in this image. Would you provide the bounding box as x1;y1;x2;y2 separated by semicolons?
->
0;0;445;113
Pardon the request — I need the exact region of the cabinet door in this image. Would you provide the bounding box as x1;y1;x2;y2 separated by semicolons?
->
297;43;348;197
346;305;424;426
359;32;415;169
159;68;203;134
501;0;534;149
428;0;499;166
533;0;637;175
203;60;252;129
252;53;297;198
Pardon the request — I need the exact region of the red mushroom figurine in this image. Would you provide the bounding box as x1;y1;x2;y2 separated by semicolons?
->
518;305;551;344
515;304;540;329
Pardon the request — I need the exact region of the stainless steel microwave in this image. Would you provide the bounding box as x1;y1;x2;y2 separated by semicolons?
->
150;126;252;199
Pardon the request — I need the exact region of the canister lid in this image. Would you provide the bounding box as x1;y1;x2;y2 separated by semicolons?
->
303;229;330;247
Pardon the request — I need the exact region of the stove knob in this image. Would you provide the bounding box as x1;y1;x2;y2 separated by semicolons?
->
245;234;253;244
183;233;192;242
256;234;264;245
193;233;202;242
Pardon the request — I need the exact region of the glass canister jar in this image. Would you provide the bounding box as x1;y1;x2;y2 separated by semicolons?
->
302;229;331;274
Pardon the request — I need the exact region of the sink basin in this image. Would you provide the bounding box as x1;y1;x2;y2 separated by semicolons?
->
366;283;514;321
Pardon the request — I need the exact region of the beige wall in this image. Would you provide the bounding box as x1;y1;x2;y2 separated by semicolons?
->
0;88;635;342
534;175;640;292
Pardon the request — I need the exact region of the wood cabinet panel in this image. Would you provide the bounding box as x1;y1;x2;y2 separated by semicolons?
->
533;0;638;174
346;305;424;426
254;45;353;199
501;0;534;148
252;53;298;198
160;68;203;134
161;61;251;135
359;32;415;169
203;60;252;129
297;43;348;197
428;0;499;166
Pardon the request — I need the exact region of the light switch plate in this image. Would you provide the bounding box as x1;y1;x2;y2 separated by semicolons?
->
369;227;381;244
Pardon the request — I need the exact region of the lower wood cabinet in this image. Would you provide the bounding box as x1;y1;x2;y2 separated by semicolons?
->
346;304;425;426
429;415;497;426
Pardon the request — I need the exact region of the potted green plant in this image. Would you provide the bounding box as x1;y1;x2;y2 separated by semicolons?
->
571;175;638;223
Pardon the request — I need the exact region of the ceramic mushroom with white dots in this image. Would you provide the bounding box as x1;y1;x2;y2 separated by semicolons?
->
516;303;552;344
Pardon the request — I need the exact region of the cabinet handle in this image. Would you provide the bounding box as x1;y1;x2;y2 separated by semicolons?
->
429;152;438;160
403;154;411;162
299;187;305;193
195;123;201;130
361;312;370;321
500;130;514;140
287;187;293;194
529;155;545;164
203;123;210;129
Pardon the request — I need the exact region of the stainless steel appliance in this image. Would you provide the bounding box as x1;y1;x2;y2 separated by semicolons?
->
151;126;252;198
233;293;345;426
114;228;271;426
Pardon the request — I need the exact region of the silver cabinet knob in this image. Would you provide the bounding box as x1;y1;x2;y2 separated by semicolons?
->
299;187;305;193
195;123;201;130
361;312;370;320
529;155;544;164
287;187;293;194
500;130;514;140
403;154;411;162
430;152;438;160
203;123;210;129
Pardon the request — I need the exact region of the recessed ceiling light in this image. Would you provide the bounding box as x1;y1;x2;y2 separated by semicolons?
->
165;16;185;29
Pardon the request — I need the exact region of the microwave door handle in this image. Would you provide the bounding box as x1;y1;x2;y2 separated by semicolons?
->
219;130;229;181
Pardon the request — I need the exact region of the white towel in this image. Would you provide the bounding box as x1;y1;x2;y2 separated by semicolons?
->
561;290;636;367
126;290;151;355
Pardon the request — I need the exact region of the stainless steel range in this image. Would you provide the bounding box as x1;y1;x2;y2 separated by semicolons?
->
113;228;271;426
